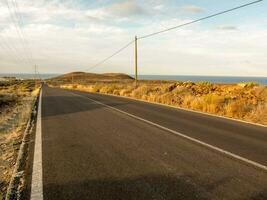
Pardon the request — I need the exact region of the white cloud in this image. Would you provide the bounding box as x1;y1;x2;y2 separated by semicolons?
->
108;0;147;17
217;25;238;31
180;5;206;14
153;4;164;11
135;24;267;76
0;0;266;77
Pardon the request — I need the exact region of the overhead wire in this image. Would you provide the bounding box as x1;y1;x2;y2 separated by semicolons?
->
0;3;28;65
138;0;263;40
12;0;34;64
3;0;33;65
2;0;30;65
0;34;25;64
0;0;37;77
1;0;263;74
83;39;135;72
36;66;42;81
83;0;262;73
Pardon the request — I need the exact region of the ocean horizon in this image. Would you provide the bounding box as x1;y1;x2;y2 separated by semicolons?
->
136;75;267;85
1;73;267;85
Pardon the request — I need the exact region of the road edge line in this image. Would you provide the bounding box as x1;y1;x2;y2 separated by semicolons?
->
30;89;43;200
84;95;267;172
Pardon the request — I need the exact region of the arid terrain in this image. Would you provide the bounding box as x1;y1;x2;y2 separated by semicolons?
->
49;72;267;126
0;80;39;199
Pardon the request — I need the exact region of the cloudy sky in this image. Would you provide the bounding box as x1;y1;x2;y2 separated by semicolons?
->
0;0;266;76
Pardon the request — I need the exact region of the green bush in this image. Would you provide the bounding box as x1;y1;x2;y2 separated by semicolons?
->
238;82;259;88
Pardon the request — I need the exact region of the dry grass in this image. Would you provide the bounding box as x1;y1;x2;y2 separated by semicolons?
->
52;80;267;126
0;80;39;199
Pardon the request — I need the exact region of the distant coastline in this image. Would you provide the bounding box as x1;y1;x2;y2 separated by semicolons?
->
1;73;267;85
0;73;60;80
136;75;267;85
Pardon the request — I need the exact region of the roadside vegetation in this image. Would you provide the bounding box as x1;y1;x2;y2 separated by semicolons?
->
0;80;39;199
49;74;267;126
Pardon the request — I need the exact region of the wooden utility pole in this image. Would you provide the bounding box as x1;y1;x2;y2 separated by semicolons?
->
34;65;37;79
34;65;37;86
134;36;138;86
72;73;74;85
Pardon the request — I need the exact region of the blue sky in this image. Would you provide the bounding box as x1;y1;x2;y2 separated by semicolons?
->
0;0;266;76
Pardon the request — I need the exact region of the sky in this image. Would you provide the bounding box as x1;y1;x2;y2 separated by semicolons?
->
0;0;266;76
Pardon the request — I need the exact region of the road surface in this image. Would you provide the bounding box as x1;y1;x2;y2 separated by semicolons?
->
27;85;267;200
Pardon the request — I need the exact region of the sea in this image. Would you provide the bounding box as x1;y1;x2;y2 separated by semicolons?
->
1;73;267;85
0;73;59;80
137;75;267;85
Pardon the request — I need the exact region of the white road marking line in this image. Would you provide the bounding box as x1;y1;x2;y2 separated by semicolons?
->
84;95;267;172
31;89;43;200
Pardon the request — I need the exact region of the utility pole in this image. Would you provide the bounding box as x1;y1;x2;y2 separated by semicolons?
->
134;36;138;86
72;73;74;85
34;65;37;79
34;65;37;86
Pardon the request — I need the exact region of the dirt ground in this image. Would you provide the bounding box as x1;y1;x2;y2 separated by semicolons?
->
0;80;39;199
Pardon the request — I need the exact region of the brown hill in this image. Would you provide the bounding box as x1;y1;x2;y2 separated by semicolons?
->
51;72;133;82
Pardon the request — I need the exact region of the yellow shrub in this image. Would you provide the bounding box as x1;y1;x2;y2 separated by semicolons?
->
113;90;120;95
99;86;113;94
131;85;151;98
91;84;104;93
246;103;267;124
182;95;196;108
190;97;204;111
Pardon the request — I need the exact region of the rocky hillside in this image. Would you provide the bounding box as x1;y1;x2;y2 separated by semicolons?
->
50;72;133;84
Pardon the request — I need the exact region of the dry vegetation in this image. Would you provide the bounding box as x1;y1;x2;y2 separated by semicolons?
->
50;79;267;126
0;80;39;199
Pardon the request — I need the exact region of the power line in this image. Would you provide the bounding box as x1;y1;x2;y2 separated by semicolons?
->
0;27;29;65
83;0;262;73
2;0;30;65
1;0;38;77
36;67;42;81
34;65;42;80
138;0;263;40
0;1;27;64
84;39;134;72
12;0;34;64
0;34;25;64
3;0;33;65
0;33;27;64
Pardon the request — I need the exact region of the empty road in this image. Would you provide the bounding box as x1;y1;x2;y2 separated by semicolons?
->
28;85;267;200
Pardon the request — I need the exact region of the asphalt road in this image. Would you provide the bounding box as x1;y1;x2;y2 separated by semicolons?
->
30;85;267;200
